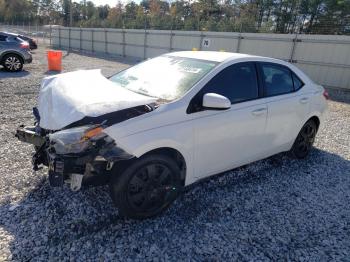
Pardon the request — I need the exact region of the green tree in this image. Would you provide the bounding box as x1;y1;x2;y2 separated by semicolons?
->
107;1;124;28
0;0;348;34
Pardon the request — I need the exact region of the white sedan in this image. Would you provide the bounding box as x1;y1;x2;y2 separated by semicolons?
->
16;51;328;219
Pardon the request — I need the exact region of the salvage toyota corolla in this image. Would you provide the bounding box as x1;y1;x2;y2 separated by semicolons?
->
16;51;328;219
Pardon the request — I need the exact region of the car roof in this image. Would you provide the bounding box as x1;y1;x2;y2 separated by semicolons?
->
168;51;313;85
0;31;18;36
168;51;262;63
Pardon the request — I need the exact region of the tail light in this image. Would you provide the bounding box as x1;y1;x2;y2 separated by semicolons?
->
20;42;29;49
323;90;329;100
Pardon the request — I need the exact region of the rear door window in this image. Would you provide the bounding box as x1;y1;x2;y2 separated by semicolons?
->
260;63;294;97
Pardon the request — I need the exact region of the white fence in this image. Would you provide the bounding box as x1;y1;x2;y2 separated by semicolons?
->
52;27;350;90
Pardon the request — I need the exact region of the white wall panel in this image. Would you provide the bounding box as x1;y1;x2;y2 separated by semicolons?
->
52;27;350;90
172;31;201;50
125;45;144;58
295;36;350;65
145;47;168;59
296;63;350;89
69;29;80;49
107;43;123;56
239;33;294;60
125;29;145;45
200;32;240;52
147;30;171;48
107;30;123;44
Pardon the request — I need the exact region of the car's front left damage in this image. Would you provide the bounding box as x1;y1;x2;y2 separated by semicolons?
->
16;104;156;190
15;69;158;191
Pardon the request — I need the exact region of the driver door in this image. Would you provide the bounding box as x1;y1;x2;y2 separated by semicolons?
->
189;62;268;180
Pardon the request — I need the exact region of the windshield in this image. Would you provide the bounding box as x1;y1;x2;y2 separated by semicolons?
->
109;55;217;101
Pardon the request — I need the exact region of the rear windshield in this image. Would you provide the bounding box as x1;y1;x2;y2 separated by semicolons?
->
18;35;29;41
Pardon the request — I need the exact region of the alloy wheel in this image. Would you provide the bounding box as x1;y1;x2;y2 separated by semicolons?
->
127;162;177;213
295;122;316;157
4;56;22;71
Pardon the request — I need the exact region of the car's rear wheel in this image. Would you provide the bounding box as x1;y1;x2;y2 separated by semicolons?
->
110;154;182;219
2;54;23;72
290;120;317;159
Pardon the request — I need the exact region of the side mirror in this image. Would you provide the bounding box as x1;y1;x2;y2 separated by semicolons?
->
202;93;231;110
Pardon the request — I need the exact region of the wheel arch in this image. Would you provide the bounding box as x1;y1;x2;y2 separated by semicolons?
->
139;147;187;185
113;128;194;185
0;51;25;64
287;114;322;152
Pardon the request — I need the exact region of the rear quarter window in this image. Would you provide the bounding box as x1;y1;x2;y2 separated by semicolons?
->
292;72;304;91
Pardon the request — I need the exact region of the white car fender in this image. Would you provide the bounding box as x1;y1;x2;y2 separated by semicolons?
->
104;120;196;185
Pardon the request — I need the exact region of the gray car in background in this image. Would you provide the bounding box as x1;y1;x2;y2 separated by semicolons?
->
0;32;32;72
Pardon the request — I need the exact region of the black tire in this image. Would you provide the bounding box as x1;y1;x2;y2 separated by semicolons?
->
109;154;182;219
2;54;23;72
290;120;317;159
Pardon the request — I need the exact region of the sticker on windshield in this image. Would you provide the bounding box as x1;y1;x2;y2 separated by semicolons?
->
179;66;202;74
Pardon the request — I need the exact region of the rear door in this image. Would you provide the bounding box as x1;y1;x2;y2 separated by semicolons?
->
189;62;268;179
257;62;310;154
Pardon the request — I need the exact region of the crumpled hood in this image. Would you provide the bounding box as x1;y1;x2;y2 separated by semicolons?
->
38;69;156;130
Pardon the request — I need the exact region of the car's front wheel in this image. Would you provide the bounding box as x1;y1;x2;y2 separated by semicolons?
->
2;54;23;72
110;154;182;219
290;120;317;159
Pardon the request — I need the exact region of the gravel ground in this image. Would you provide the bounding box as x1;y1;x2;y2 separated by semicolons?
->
0;46;349;261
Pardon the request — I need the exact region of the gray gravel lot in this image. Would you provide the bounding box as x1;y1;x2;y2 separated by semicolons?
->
0;47;349;261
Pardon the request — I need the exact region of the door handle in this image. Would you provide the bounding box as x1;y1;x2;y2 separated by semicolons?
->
299;97;309;104
251;108;267;116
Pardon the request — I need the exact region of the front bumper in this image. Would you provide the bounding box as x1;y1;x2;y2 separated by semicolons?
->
16;124;134;189
16;125;99;186
16;126;69;186
47;152;90;187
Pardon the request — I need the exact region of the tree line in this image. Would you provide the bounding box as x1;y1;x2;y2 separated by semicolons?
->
0;0;349;34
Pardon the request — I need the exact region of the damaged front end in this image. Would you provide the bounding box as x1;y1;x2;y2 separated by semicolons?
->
15;69;160;191
15;106;154;191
